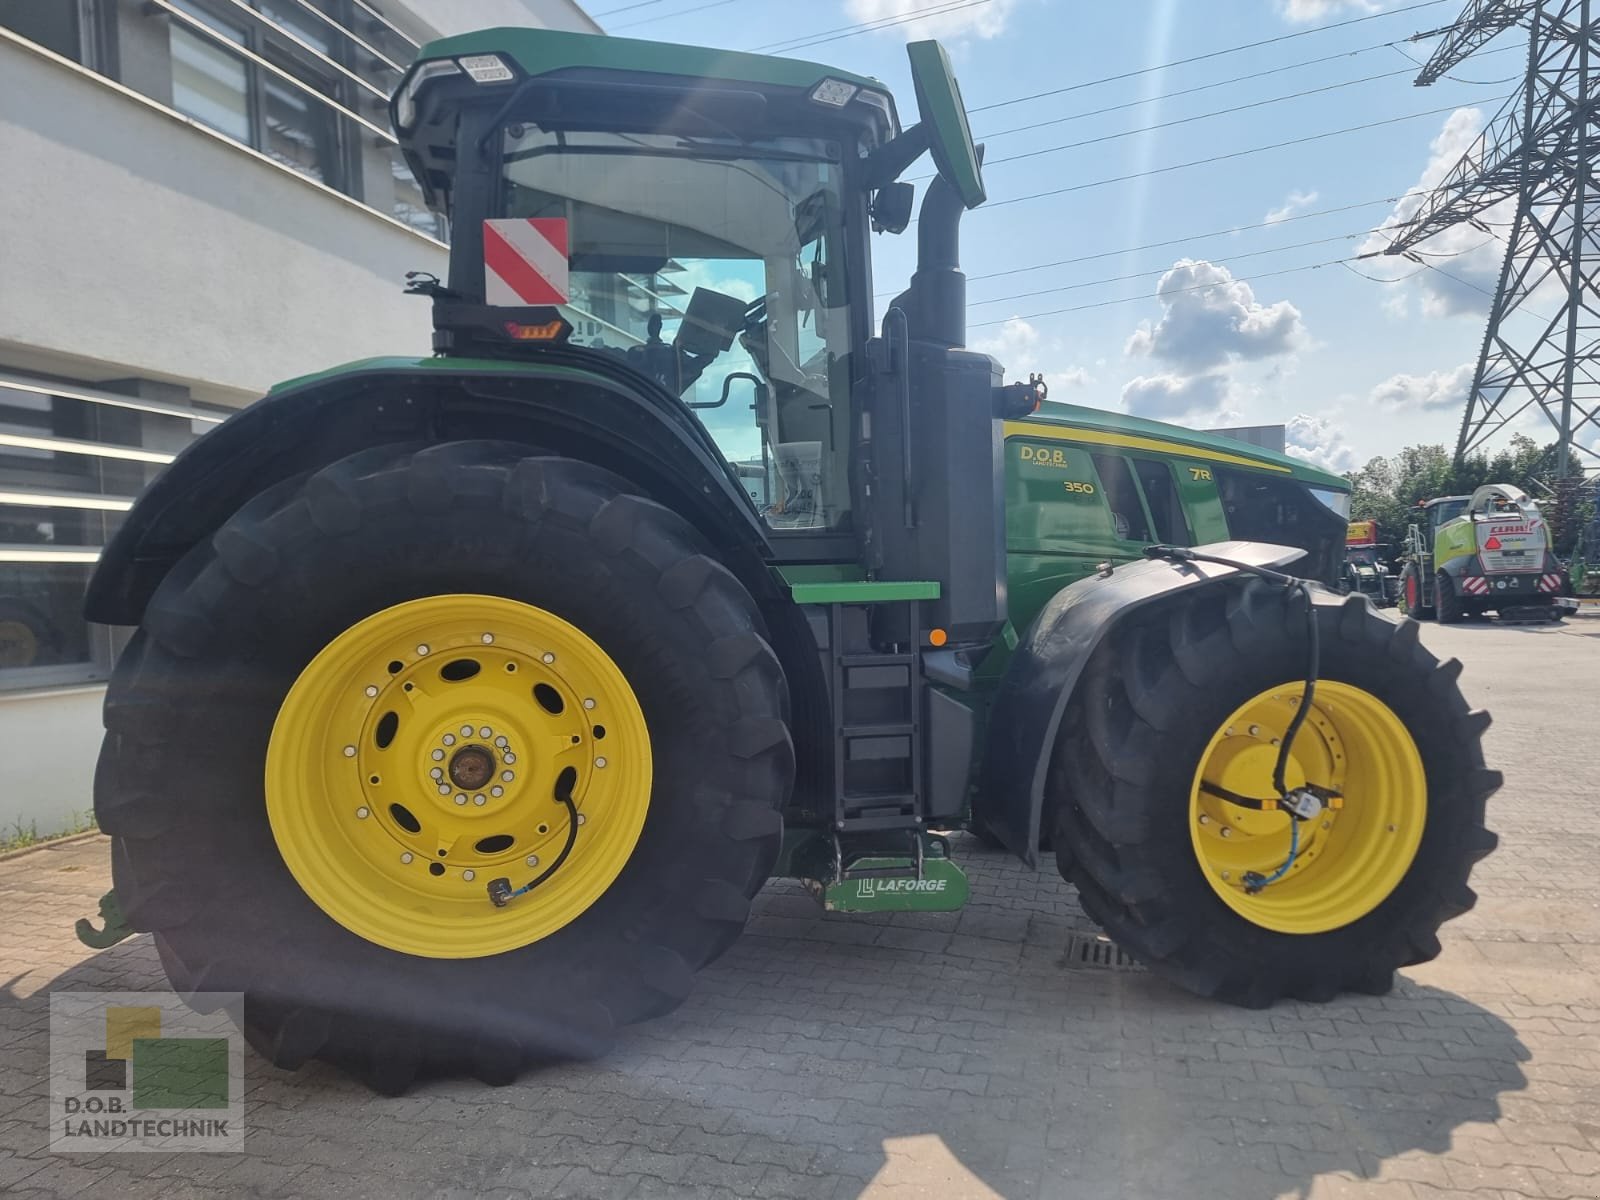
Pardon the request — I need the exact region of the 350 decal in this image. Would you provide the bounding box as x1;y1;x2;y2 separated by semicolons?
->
1062;480;1097;495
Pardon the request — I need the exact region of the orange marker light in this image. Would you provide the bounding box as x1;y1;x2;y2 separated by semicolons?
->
928;628;948;647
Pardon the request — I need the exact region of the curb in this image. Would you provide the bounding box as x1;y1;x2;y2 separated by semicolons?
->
0;829;105;863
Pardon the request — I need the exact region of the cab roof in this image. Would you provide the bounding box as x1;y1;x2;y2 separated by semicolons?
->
1023;401;1350;490
411;26;897;129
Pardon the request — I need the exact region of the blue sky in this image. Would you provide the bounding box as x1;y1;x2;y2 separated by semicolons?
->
588;0;1530;473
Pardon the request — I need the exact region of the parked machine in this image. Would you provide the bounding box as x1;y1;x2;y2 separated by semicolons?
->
1398;485;1576;623
1342;520;1396;607
81;27;1499;1092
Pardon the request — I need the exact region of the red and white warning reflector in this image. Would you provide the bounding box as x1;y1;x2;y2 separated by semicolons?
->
483;218;569;306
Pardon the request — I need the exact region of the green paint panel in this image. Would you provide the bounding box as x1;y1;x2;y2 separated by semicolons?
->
1022;401;1348;489
789;580;939;604
820;857;968;912
416;27;887;99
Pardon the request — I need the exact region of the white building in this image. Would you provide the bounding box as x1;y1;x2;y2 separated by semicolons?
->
0;0;599;840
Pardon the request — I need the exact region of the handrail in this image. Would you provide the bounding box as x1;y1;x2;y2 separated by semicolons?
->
283;0;407;76
0;489;137;512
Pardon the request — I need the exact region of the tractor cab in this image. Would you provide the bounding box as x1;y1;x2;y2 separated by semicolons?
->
392;30;1015;646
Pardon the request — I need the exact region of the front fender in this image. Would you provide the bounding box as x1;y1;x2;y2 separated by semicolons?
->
86;355;771;625
980;541;1306;867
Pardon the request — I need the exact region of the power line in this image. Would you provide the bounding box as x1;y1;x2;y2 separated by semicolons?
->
967;0;1454;116
754;0;993;54
965;195;1401;286
591;0;672;17
978;103;1465;211
610;0;742;32
974;40;1518;143
966;230;1371;308
972;66;1425;170
967;255;1356;329
875;194;1401;299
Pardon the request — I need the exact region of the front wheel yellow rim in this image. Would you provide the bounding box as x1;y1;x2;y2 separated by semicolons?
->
265;594;652;958
1189;680;1426;935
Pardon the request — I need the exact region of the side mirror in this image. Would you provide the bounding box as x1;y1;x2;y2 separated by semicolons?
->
906;40;986;208
870;182;915;234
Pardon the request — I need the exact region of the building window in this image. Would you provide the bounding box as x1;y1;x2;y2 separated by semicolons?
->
170;13;251;142
0;376;214;691
167;1;349;190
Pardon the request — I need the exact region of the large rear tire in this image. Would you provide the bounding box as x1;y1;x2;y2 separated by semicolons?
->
1398;563;1434;620
96;443;793;1091
1050;582;1498;1006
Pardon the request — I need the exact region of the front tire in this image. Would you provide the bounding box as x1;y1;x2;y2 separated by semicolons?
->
1050;581;1498;1007
96;443;793;1090
1436;573;1465;624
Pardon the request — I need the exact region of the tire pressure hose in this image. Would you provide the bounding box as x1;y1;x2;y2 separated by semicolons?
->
486;766;581;907
1143;548;1327;893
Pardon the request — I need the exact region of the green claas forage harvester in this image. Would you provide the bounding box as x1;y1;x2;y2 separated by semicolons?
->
1398;485;1577;624
84;27;1500;1091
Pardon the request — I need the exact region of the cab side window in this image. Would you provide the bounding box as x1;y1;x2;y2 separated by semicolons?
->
1132;457;1193;545
1090;453;1151;543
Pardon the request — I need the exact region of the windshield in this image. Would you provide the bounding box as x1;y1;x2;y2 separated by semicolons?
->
501;127;856;531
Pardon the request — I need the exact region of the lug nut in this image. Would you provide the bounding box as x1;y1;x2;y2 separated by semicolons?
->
473;794;486;806
365;685;378;698
482;634;494;644
542;652;555;664
455;794;468;806
1220;828;1232;838
503;752;516;765
595;757;607;769
401;853;414;864
1198;814;1210;825
432;749;445;761
438;784;450;795
583;698;596;710
463;870;476;881
342;745;356;758
356;807;369;819
502;770;514;782
479;726;492;738
416;644;430;656
495;736;508;748
461;724;473;736
526;855;539;867
443;734;456;746
576;813;587;825
491;786;503;797
431;767;444;780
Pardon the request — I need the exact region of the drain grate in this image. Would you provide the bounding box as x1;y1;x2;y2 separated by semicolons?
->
1060;932;1144;972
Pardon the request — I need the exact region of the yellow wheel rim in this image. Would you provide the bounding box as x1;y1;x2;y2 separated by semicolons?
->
265;595;651;958
1189;680;1426;935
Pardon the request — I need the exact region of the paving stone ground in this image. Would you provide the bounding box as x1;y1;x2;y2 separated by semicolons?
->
2;618;1598;1199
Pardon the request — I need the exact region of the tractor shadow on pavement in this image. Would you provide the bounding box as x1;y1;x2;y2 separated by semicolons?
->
3;845;1530;1200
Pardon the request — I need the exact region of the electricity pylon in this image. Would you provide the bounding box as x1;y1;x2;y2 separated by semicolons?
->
1384;0;1600;477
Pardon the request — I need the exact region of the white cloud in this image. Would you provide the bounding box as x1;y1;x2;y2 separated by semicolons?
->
1278;0;1379;22
1121;372;1234;422
1370;361;1475;411
845;0;1016;40
1265;189;1319;224
971;316;1092;392
1285;412;1358;472
1125;259;1306;370
1358;108;1509;318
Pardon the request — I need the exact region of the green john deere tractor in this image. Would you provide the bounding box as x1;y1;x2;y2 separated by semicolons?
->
85;27;1500;1091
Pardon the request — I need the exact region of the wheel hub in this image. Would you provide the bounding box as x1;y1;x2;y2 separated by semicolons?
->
447;744;497;791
